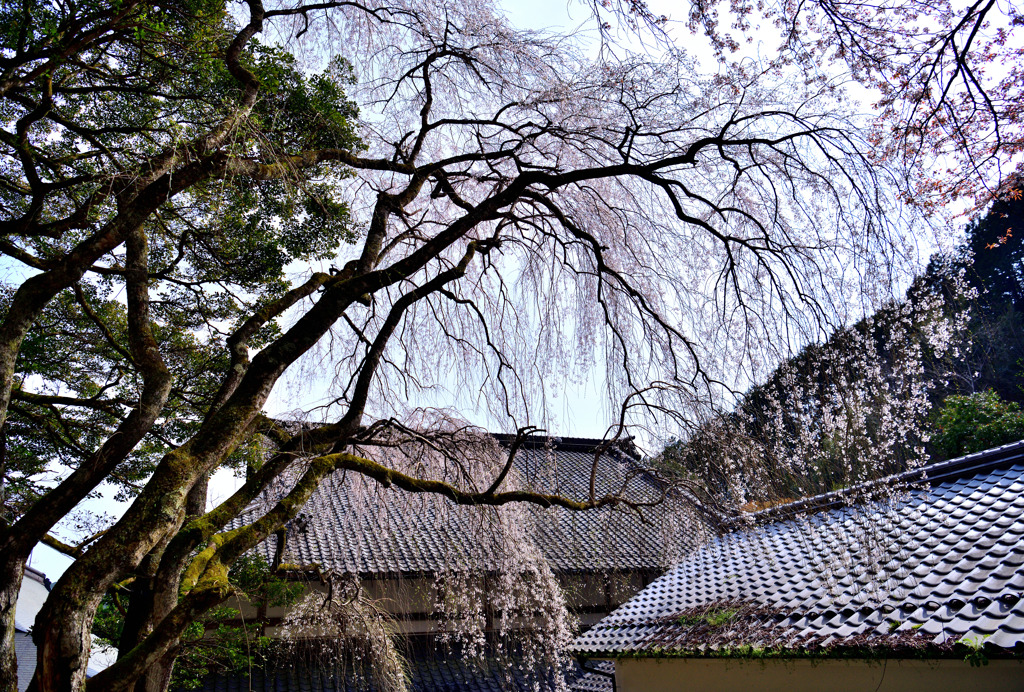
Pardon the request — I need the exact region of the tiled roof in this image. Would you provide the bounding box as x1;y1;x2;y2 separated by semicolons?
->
568;660;614;692
571;441;1024;657
241;436;686;576
194;650;589;692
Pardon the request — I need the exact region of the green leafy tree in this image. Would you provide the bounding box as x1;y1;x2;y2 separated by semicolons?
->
92;555;302;691
932;390;1024;458
0;2;364;690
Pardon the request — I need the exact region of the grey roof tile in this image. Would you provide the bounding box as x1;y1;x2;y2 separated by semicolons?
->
236;437;684;577
193;649;584;692
572;440;1024;657
569;660;614;692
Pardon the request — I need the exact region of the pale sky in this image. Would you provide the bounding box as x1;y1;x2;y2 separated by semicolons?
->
29;0;660;579
26;0;893;578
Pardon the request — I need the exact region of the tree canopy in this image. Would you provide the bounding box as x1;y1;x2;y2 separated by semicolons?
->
0;1;1018;691
933;389;1024;457
633;0;1024;208
656;189;1024;504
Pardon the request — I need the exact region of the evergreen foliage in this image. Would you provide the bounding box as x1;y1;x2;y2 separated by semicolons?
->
933;390;1024;458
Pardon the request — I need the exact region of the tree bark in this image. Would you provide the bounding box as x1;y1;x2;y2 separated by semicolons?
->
117;551;171;692
121;478;209;692
0;558;25;692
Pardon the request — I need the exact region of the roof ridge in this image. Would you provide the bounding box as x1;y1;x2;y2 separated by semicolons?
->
490;433;642;460
24;565;50;587
732;439;1024;527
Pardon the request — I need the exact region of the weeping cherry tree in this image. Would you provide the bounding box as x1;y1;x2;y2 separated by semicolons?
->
0;0;988;690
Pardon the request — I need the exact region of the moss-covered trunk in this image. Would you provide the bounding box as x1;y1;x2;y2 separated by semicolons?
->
117;478;210;692
29;449;194;692
0;556;25;692
114;572;178;692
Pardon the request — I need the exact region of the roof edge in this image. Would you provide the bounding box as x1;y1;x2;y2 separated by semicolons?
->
490;433;642;461
573;645;1024;660
24;565;52;590
731;439;1024;528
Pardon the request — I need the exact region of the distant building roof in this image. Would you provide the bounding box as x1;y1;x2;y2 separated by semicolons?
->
204;435;687;692
571;440;1024;657
242;435;688;577
15;566;50;633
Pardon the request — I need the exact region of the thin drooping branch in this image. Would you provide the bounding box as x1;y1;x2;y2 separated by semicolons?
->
485;426;543;495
